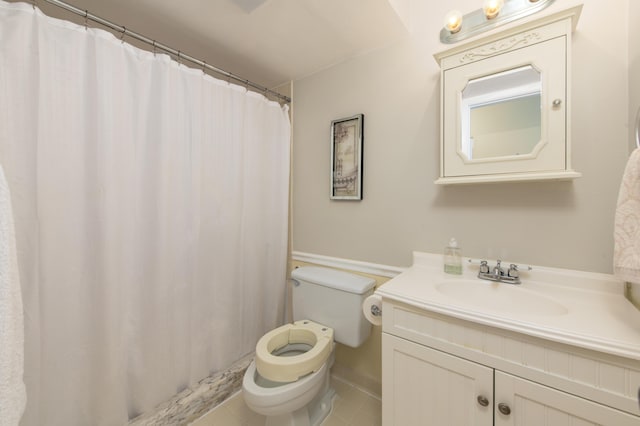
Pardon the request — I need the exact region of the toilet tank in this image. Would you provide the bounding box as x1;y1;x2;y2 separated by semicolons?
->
290;266;376;348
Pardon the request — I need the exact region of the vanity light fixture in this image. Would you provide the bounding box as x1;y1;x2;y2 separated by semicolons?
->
443;10;463;33
482;0;504;19
441;0;556;44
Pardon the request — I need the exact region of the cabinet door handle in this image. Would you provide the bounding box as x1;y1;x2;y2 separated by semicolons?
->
498;403;511;415
476;395;489;407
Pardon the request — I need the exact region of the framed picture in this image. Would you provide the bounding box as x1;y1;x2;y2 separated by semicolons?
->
330;114;364;200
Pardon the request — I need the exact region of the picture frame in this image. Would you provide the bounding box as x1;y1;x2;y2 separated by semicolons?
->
330;114;364;200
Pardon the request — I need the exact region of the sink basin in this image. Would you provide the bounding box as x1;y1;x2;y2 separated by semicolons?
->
435;279;568;317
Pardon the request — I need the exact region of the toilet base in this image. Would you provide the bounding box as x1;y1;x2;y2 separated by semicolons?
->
307;386;335;426
264;370;335;426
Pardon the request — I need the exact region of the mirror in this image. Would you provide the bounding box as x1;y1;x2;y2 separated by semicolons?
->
461;65;542;161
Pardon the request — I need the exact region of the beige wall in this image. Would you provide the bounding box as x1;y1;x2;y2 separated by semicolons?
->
627;2;640;306
630;1;640;154
291;0;631;274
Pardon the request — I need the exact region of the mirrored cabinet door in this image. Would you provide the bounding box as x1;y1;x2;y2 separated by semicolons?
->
462;65;542;162
435;7;582;185
444;36;565;177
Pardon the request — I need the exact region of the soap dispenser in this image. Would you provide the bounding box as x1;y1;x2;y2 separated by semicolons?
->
444;238;462;275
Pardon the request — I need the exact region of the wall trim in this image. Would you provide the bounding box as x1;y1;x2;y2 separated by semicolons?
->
292;251;406;278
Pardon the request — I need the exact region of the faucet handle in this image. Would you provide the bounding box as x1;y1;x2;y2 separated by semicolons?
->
479;260;490;274
508;263;533;278
508;264;519;278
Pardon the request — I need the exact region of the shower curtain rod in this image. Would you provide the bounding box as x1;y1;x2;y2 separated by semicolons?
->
34;0;292;104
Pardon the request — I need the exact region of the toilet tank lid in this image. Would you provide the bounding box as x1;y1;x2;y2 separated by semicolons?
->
291;266;375;295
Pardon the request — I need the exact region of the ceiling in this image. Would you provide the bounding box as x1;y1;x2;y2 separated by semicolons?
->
30;0;413;89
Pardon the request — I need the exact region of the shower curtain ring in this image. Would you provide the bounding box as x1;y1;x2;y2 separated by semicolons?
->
202;61;206;75
31;0;36;10
178;51;182;66
152;40;157;56
84;10;88;30
120;27;126;43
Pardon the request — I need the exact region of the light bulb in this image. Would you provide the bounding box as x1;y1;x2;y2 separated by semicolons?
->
483;0;504;19
444;10;463;33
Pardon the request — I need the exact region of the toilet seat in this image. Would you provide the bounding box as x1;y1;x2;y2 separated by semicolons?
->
255;320;334;383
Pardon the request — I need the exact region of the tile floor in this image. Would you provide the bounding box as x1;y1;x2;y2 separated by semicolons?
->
191;376;381;426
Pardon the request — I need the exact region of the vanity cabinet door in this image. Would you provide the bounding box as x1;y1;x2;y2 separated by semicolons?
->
494;372;640;426
382;333;493;426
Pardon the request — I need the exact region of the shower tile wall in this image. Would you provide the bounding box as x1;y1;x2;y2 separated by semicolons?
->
129;355;252;426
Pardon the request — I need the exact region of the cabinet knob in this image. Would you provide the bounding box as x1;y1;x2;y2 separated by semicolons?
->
498;403;511;415
476;395;489;407
552;98;562;107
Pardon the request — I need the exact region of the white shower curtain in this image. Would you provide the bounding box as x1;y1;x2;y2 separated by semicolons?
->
0;2;290;425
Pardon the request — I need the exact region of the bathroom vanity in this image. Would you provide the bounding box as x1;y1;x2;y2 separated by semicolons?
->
377;252;640;425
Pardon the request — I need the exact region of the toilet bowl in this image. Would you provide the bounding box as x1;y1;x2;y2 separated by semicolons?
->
243;322;336;426
242;266;375;426
242;355;334;422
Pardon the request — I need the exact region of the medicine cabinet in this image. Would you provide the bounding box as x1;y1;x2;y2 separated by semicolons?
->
434;5;582;185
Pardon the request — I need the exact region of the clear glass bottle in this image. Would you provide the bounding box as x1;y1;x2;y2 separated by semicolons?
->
444;238;462;275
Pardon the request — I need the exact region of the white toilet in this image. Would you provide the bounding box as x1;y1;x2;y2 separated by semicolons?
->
242;266;375;426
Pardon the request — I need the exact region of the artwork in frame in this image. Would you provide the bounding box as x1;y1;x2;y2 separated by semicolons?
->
330;114;364;200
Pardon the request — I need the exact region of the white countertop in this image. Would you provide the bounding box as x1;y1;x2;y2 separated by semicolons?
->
376;252;640;361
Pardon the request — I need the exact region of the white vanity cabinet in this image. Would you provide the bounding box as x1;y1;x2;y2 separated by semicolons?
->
494;372;637;426
381;301;640;426
434;6;583;184
382;333;493;425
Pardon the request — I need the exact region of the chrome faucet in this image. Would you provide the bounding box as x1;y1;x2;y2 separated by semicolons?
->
477;260;530;285
493;260;504;277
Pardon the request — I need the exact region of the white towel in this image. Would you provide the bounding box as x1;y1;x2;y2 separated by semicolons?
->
614;148;640;283
0;164;26;426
